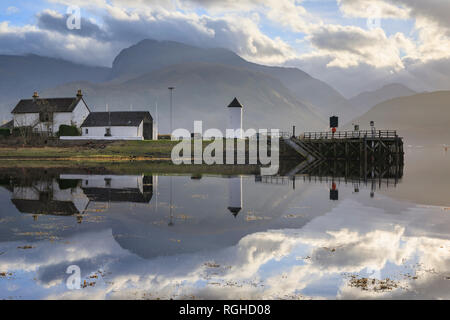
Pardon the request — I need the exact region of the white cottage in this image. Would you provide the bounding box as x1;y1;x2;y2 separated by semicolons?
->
80;111;153;140
11;90;90;135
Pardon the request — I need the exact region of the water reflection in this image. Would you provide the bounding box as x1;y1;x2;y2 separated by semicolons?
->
0;152;448;300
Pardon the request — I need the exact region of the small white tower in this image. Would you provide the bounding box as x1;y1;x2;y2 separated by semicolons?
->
228;176;242;217
227;97;243;139
153;102;159;140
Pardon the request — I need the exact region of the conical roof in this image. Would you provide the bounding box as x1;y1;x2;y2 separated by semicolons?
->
228;206;242;217
227;97;243;108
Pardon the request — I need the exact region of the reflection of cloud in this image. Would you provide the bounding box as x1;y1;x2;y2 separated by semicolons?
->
1;197;449;299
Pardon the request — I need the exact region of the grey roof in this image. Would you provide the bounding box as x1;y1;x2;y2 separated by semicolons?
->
82;187;152;203
227;97;243;108
0;120;13;129
11;199;79;215
11;97;83;114
81;111;152;127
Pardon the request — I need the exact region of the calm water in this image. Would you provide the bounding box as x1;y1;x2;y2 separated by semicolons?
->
0;147;449;299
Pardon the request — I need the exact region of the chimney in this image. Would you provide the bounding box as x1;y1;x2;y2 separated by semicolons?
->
76;89;83;98
32;91;39;101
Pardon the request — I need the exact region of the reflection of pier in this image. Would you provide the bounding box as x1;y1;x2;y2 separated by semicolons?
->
258;159;403;198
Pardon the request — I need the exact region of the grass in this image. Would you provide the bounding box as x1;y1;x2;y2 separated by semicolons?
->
0;140;180;159
0;160;261;175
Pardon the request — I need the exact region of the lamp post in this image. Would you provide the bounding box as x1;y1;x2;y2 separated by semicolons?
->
168;87;175;137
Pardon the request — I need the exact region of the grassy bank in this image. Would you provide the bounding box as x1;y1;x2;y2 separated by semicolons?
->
0;140;179;160
0;160;261;176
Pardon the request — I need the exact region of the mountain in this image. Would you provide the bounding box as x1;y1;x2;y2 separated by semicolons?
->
43;62;326;133
0;39;356;131
111;39;352;120
348;83;417;119
0;54;110;120
348;91;450;145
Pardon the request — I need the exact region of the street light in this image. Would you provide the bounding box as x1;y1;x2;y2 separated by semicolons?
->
168;86;175;137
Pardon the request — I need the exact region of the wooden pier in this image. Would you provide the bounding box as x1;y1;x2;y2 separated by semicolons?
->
280;129;404;177
284;130;403;163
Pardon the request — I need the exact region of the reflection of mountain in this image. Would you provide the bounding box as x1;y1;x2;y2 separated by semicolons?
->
108;175;331;259
1;170;393;260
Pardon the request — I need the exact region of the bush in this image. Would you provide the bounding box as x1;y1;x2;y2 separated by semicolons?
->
57;125;80;137
158;134;171;140
0;128;11;138
58;179;80;190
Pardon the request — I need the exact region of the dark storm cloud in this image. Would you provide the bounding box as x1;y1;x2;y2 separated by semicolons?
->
37;11;110;41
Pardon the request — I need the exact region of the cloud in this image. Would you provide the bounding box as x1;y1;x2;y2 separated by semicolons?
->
337;0;409;19
1;197;450;300
0;3;297;67
6;6;20;15
304;25;411;70
0;0;449;95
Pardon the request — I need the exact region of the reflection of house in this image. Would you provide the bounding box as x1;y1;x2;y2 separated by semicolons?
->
78;112;153;140
11;90;90;135
10;174;153;217
11;180;88;216
60;174;153;203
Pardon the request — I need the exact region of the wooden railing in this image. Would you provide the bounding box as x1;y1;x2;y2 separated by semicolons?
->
302;130;398;140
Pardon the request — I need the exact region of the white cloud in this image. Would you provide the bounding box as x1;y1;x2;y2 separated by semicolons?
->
6;6;20;15
1;197;450;299
0;0;449;94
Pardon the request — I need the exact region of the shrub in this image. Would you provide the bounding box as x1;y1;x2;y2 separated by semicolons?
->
158;134;171;140
0;128;11;138
57;125;80;137
58;179;80;190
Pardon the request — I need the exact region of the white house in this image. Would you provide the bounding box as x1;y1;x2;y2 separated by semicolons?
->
78;111;153;140
11;90;90;135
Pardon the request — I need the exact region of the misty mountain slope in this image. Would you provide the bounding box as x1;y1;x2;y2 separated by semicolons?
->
43;62;327;133
0;54;110;120
111;39;352;119
348;83;417;118
347;91;450;145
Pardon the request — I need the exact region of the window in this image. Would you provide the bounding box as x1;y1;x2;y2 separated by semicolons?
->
39;112;51;122
85;128;88;135
104;178;111;187
105;128;111;136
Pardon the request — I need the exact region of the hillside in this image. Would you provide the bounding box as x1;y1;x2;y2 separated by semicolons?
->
111;39;353;120
43;62;327;133
348;91;450;145
0;54;110;121
348;83;417;119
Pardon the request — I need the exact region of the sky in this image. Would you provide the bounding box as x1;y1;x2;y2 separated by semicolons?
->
0;0;449;96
